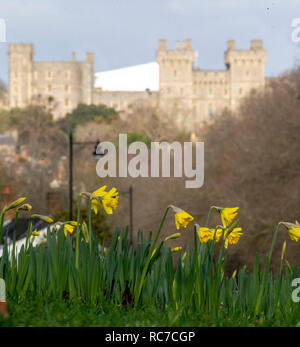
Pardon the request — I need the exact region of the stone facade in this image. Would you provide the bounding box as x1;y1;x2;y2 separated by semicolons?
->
8;44;94;120
156;39;266;128
6;39;267;126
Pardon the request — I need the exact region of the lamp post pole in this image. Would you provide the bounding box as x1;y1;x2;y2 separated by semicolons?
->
69;134;102;221
69;132;73;221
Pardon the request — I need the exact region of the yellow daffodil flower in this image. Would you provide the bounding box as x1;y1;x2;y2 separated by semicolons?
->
212;228;223;242
91;185;108;215
90;186;119;215
169;205;193;230
287;226;300;242
102;187;119;215
197;227;213;243
32;230;40;236
63;223;75;237
218;207;239;227
224;227;243;248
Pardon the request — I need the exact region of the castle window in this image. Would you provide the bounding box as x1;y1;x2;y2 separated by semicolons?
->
246;70;249;76
208;106;214;120
65;98;70;107
48;85;52;92
225;89;228;95
46;71;52;79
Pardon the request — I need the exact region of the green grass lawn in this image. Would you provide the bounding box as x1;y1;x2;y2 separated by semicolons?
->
1;295;300;327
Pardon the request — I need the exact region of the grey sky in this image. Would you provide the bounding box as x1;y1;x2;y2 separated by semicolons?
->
0;0;299;85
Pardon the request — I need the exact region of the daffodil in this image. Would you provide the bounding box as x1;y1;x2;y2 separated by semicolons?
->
91;185;108;215
218;207;239;227
212;228;223;242
164;232;181;241
280;222;300;242
169;205;193;230
63;223;75;237
90;186;119;215
102;187;119;215
287;226;300;242
30;214;54;224
224;227;243;248
197;227;213;243
4;197;26;212
172;246;183;252
17;203;32;212
32;230;40;236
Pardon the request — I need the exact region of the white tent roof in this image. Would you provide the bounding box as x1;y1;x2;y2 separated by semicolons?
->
94;62;159;92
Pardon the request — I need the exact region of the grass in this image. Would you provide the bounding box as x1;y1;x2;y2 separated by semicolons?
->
1;295;300;327
1;193;300;327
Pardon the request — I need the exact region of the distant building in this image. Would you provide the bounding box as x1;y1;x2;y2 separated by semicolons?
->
6;39;267;127
8;44;93;120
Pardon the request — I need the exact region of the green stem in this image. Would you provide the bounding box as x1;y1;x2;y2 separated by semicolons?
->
134;206;170;307
88;199;92;254
12;210;19;266
0;210;6;246
254;222;282;316
25;218;33;251
205;206;215;227
75;195;82;269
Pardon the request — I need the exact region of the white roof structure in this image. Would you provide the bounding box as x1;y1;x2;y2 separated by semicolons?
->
94;62;159;92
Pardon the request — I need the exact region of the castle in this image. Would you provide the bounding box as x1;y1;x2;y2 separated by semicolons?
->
7;39;267;127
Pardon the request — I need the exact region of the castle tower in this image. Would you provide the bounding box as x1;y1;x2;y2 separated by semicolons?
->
225;39;266;109
8;44;34;108
81;52;94;105
157;39;195;114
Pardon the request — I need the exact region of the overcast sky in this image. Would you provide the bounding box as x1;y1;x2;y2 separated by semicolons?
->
0;0;299;85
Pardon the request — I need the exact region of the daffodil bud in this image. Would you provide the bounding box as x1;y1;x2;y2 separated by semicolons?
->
164;232;181;241
4;197;26;212
31;214;54;224
81;221;89;243
281;241;286;261
171;246;183;252
17;203;32;212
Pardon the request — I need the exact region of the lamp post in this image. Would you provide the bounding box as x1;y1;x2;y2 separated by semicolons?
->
69;134;134;245
69;132;103;220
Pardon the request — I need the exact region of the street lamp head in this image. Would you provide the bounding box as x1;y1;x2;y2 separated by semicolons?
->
93;140;105;161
